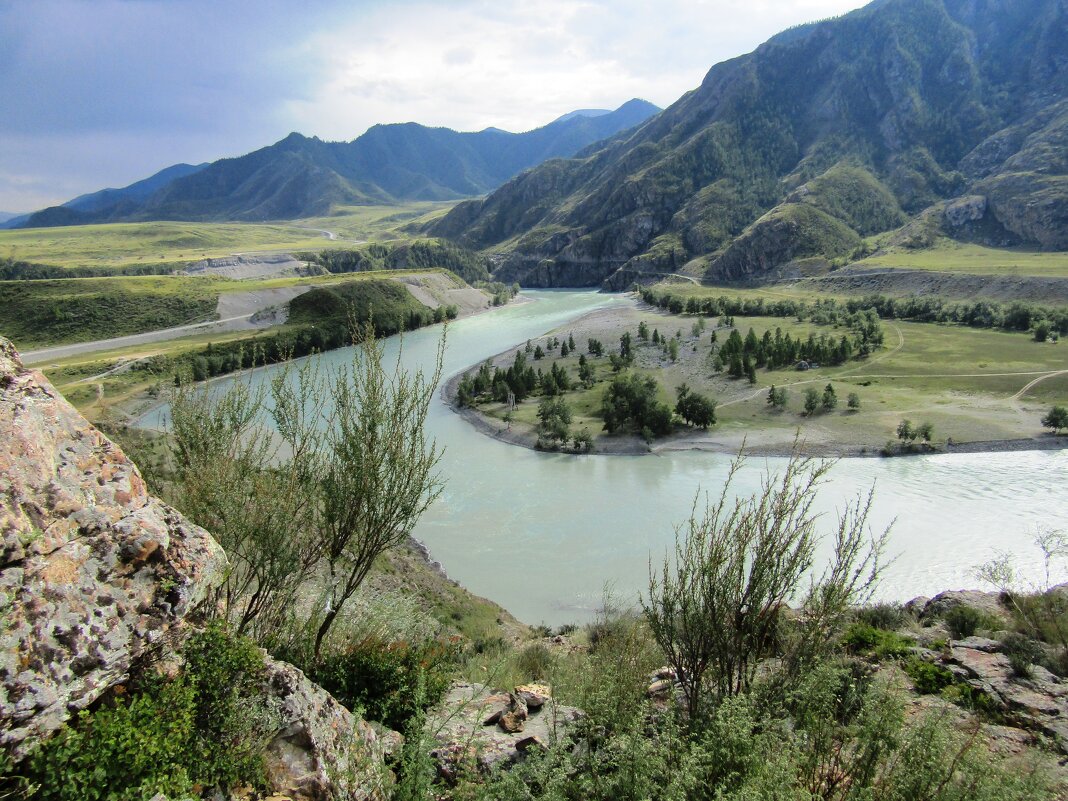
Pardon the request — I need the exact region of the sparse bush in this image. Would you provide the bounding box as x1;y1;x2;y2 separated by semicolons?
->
516;643;556;681
944;605;998;639
856;602;909;631
1002;632;1043;678
842;622;914;660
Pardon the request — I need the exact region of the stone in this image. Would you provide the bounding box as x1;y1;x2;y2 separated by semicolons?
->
498;711;526;734
515;682;551;709
427;682;583;778
0;338;227;760
647;679;674;698
919;590;1010;625
260;657;394;801
943;195;988;227
515;735;545;753
940;638;1068;752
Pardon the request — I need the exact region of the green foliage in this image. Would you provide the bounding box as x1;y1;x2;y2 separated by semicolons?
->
0;277;218;348
1042;405;1068;433
944;605;999;639
855;602;909;631
287;278;431;336
1001;632;1044;678
516;643;556;681
904;658;955;695
305;638;456;732
800;163;907;236
305;239;491;285
18;625;273;801
842;623;914;660
600;372;673;438
674;384;717;429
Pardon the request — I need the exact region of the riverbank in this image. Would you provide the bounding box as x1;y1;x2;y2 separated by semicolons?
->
443;295;1068;459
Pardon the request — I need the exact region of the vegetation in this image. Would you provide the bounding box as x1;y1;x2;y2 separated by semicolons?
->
169;322;443;657
1042;405;1068;433
0;276;219;348
302;239;492;285
16;625;275;800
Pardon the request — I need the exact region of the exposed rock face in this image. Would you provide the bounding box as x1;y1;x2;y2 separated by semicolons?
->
427;682;583;780
0;337;226;759
941;636;1068;751
917;589;1011;625
261;656;393;801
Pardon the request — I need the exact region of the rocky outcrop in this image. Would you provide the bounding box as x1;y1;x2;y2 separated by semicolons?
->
427;682;583;780
0;336;395;800
914;589;1011;625
261;657;394;801
0;337;226;759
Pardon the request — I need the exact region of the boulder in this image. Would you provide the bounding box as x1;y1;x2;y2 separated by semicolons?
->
0;338;227;759
919;590;1009;624
261;657;394;801
427;682;583;779
515;683;551;709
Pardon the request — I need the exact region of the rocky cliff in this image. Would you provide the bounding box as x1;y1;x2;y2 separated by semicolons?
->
0;337;391;799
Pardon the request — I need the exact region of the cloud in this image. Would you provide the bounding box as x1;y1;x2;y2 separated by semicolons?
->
0;0;868;211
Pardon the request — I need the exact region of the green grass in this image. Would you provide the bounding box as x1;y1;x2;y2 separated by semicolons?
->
0;202;454;270
0;276;222;349
858;241;1068;277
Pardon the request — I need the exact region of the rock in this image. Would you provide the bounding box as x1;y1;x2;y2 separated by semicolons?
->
0;338;227;760
428;682;583;778
919;590;1009;625
941;638;1068;752
515;683;551;709
515;735;545;753
261;656;395;801
903;596;931;616
647;679;674;698
943;195;988;227
653;666;678;681
498;711;526;734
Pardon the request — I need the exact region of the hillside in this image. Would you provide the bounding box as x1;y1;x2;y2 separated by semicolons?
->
17;100;659;228
429;0;1068;288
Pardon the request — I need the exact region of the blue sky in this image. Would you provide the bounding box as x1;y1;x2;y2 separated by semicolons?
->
0;0;868;212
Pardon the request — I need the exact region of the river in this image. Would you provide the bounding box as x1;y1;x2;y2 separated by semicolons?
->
139;290;1068;625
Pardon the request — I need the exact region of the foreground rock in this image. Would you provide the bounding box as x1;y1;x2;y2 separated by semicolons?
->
0;336;394;800
941;636;1068;751
0;338;226;759
427;682;583;781
261;657;394;801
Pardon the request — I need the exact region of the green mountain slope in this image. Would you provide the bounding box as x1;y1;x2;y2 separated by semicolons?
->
429;0;1068;287
19;100;660;228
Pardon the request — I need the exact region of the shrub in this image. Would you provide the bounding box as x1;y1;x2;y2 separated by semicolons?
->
307;638;457;732
1002;632;1044;678
516;643;556;680
19;625;274;800
842;623;914;660
904;658;954;694
944;605;999;639
855;602;909;631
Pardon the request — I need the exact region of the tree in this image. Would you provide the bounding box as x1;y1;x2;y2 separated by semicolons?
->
601;372;673;437
1042;405;1068;433
668;338;680;362
620;331;633;360
644;453;885;717
821;383;838;411
847;392;861;411
896;420;916;442
767;385;788;410
537;395;573;446
675;384;717;429
533;345;545;360
804;387;820;415
568;332;576;351
1034;321;1052;342
578;354;596;388
916;422;934;443
310;324;445;657
638;321;650;341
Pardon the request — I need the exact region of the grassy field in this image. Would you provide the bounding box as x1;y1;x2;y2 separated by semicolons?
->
857;240;1068;277
0;202;454;270
470;298;1068;452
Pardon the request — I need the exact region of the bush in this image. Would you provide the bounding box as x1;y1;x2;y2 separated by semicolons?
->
842;623;914;660
306;638;457;732
516;643;556;681
855;602;909;631
1002;632;1044;678
904;658;955;694
18;625;273;800
944;605;999;639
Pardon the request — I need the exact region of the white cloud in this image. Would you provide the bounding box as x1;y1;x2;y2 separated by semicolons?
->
0;0;869;211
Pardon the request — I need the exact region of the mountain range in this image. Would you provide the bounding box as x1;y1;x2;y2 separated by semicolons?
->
429;0;1068;288
7;100;660;230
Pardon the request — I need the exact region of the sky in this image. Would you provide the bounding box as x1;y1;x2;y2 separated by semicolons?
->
0;0;869;213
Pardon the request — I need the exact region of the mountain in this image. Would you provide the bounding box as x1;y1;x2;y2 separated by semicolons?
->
429;0;1068;288
3;163;208;230
17;99;660;228
0;212;19;224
